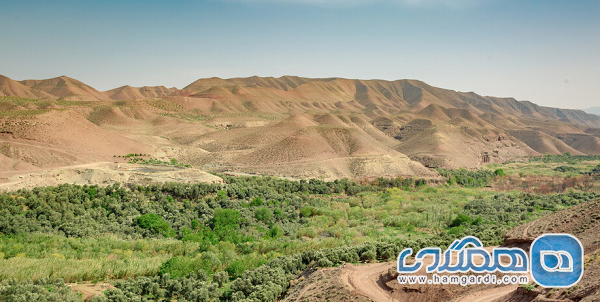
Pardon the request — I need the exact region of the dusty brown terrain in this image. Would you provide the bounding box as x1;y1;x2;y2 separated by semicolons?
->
281;266;371;302
68;283;115;301
0;162;222;192
283;197;600;302
2;74;600;181
284;246;525;302
499;199;600;302
504;198;600;254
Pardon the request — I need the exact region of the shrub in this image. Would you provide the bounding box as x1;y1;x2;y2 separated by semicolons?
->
158;256;214;279
250;197;264;206
266;224;282;238
450;214;472;227
181;227;218;251
554;166;578;173
438;168;496;187
361;249;377;261
213;271;229;287
255;207;273;223
317;258;333;267
0;278;81;302
226;259;253;279
299;207;314;218
136;214;173;237
212;209;249;243
448;225;466;236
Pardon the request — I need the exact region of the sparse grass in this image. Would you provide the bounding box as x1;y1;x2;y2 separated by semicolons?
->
0;256;168;282
0;96;39;105
126;156;192;168
491;160;600;177
160;112;207;121
0;109;52;117
0;96;96;110
0;234;201;282
54;99;96;107
0;234;200;260
145;99;187;112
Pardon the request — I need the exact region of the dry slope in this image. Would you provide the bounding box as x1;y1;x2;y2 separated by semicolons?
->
1;74;600;179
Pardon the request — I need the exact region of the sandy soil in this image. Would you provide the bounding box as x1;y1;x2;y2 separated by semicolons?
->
335;246;530;302
0;162;222;192
454;285;518;302
342;262;395;302
68;283;115;300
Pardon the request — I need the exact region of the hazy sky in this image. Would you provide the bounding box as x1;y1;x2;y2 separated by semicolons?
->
1;0;599;109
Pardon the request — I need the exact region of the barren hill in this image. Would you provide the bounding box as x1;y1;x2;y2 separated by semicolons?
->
0;75;54;99
1;74;178;101
1;74;600;179
0;109;151;171
502;198;600;302
104;85;179;100
19;76;111;101
182;77;600;128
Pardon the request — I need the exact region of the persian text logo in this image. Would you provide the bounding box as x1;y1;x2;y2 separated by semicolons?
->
397;234;583;288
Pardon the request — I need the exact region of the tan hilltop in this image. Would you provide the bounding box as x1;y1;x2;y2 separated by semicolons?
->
104;85;179;101
19;76;112;101
1;74;600;180
0;74;55;99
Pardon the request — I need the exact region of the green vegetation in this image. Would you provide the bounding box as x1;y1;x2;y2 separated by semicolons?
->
584;164;600;175
493;155;600;178
160;112;208;122
129;157;191;168
554;166;579;173
0;278;81;301
527;153;600;163
0;163;598;301
0;96;58;109
145;99;187;111
115;154;192;168
0;96;87;117
136;214;175;237
437;168;497;187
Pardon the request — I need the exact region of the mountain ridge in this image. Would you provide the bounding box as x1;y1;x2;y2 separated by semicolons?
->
1;73;597;127
583;106;600;116
1;73;599;177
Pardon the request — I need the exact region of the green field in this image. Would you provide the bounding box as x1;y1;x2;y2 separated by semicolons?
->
1;156;599;301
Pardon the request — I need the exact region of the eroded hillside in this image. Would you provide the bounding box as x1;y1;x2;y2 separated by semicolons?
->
1;75;600;180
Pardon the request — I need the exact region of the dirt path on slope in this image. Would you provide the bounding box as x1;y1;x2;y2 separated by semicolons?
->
342;262;395;302
453;284;518;302
340;246;526;302
522;221;533;238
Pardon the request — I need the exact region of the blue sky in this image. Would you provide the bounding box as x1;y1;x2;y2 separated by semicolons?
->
1;0;599;108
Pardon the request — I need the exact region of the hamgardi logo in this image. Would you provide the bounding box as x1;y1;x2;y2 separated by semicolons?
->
530;234;584;288
397;233;584;288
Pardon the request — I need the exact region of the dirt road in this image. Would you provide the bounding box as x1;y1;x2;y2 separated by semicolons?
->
340;246;522;302
453;285;517;302
342;262;395;302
